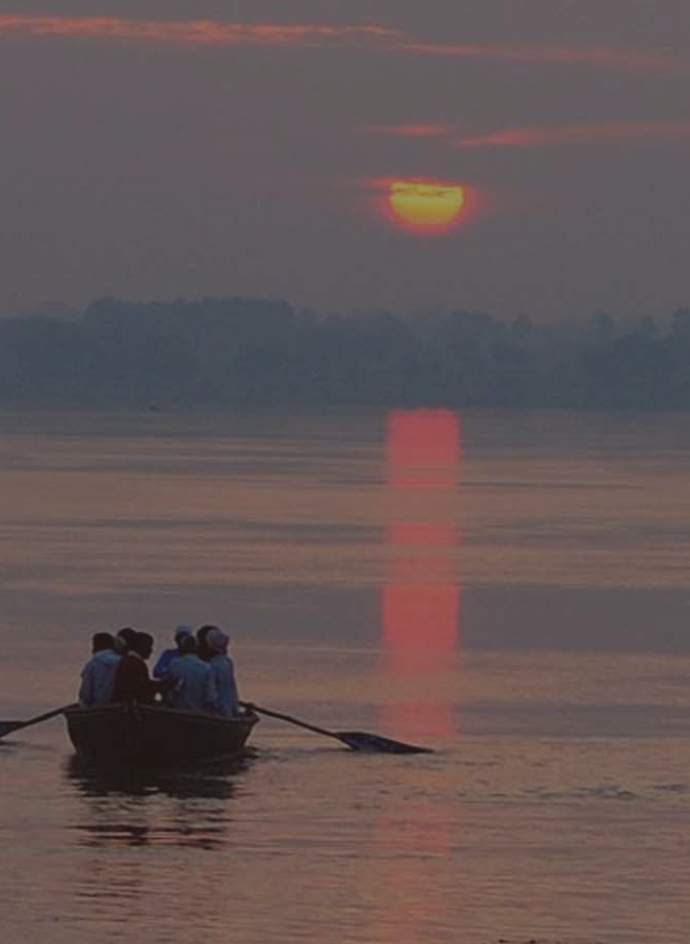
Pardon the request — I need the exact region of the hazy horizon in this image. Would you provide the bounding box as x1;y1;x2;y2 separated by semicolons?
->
3;294;690;410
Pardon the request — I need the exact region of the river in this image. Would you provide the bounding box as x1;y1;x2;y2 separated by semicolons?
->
1;408;690;943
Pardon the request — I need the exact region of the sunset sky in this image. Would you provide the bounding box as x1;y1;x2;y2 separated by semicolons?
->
1;1;689;321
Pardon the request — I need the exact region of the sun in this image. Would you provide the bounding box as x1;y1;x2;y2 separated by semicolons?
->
386;179;466;233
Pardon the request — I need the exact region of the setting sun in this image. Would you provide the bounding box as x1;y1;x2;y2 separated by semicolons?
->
387;179;466;233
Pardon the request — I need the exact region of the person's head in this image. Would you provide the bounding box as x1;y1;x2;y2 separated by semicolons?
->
132;631;154;660
115;627;137;654
92;632;116;653
174;625;192;651
178;634;197;656
205;628;230;656
196;624;217;659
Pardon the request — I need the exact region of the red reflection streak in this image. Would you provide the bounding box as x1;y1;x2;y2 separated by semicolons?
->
370;802;452;944
387;522;457;546
382;410;461;740
382;583;458;673
388;409;460;474
370;411;460;944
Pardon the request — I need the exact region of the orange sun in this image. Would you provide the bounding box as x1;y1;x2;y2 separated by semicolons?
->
386;179;466;233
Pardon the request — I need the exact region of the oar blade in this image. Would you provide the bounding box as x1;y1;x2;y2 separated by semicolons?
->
336;730;433;754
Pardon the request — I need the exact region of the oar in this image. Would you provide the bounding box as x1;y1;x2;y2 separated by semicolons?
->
241;702;433;754
0;704;75;741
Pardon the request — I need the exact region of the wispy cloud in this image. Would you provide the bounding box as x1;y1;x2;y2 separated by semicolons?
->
398;41;689;78
0;16;399;48
0;14;686;78
367;118;690;149
365;123;453;139
453;119;690;149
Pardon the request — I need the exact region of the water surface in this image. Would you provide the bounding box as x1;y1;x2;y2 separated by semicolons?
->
1;408;690;944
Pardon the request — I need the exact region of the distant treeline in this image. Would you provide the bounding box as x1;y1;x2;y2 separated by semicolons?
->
2;296;690;409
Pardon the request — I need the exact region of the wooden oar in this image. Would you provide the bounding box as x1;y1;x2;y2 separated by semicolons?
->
242;702;433;754
0;704;75;740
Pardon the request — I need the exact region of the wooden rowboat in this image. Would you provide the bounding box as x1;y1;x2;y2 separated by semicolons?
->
64;702;258;766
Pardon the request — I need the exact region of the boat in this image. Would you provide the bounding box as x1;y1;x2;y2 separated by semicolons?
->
64;702;259;766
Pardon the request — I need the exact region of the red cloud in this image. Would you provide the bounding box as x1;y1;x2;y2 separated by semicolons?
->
0;16;398;47
399;41;690;78
0;14;686;78
365;123;453;138
454;119;690;148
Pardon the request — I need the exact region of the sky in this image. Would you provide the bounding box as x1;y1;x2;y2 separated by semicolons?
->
1;1;689;322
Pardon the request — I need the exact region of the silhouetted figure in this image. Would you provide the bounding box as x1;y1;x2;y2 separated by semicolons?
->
111;631;161;704
166;635;217;713
205;627;240;717
78;632;121;707
196;623;216;661
152;625;193;679
114;626;138;655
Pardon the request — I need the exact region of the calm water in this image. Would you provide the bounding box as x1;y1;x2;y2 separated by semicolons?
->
2;408;690;944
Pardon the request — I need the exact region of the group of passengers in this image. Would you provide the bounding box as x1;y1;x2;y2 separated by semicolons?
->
78;624;241;717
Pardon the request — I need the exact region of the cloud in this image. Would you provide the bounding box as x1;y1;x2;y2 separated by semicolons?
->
452;119;690;149
366;119;690;150
0;16;399;48
0;14;686;77
365;123;453;139
398;41;690;78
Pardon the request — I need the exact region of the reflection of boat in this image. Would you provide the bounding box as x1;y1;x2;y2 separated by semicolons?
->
64;703;259;766
65;752;253;799
65;754;253;850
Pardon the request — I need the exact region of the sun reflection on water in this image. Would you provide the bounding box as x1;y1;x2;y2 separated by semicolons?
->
382;409;461;741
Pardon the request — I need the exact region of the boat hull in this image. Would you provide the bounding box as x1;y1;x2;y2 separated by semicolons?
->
64;703;258;766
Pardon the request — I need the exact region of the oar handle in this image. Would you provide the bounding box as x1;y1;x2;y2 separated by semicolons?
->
21;704;75;727
240;702;339;741
239;701;432;753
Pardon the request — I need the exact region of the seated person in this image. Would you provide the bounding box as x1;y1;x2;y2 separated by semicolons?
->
196;624;215;661
114;626;138;655
166;635;217;713
152;625;193;679
111;631;162;704
204;627;240;717
78;632;121;707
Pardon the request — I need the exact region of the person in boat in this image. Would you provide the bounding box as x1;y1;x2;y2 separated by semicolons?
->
114;626;138;655
204;626;241;717
111;631;163;705
78;632;121;707
152;625;193;679
165;634;218;713
196;623;215;661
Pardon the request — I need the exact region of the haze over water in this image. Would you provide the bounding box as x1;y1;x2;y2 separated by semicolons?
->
2;408;690;944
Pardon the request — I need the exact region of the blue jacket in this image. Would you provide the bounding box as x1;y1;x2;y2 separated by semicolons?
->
166;653;217;713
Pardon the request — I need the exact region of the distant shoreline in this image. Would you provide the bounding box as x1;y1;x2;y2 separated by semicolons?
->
2;296;690;411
